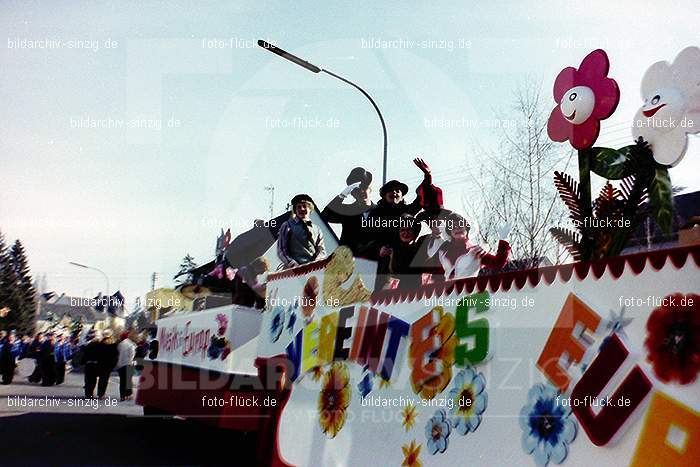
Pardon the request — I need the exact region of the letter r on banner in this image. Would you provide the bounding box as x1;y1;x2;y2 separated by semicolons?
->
631;392;700;466
537;294;602;392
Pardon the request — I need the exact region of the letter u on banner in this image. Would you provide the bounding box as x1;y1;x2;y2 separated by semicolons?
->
570;334;653;446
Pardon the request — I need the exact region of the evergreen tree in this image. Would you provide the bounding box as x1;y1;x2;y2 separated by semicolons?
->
174;253;197;285
8;240;36;334
0;231;18;332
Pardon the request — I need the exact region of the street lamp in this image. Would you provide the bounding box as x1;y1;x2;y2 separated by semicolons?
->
257;40;389;185
68;261;110;297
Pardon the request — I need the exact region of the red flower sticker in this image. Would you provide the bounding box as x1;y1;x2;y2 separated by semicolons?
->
547;49;620;149
644;293;700;385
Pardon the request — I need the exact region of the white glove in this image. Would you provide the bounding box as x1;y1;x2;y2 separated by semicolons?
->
340;181;362;198
497;222;513;240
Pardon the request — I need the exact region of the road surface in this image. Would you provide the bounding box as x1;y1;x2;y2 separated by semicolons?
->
0;370;256;466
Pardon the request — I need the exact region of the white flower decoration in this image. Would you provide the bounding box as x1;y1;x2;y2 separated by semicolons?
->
632;46;700;166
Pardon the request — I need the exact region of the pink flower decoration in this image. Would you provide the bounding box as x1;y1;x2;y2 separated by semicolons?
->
547;49;620;149
215;313;228;335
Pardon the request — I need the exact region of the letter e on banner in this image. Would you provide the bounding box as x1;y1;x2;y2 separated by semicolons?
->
537;294;602;392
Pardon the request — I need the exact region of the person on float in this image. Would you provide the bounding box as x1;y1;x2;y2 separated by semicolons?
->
382;213;426;290
412;205;453;283
321;167;375;255
438;212;512;280
231;256;270;310
365;157;442;288
277;194;327;269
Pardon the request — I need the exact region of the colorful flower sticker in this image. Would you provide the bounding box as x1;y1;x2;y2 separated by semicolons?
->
401;440;422;467
208;314;232;360
448;366;488;435
318;362;351;438
547;49;620;149
520;384;577;466
425;409;451;455
402;404;418;432
644;293;700;385
632;46;700;166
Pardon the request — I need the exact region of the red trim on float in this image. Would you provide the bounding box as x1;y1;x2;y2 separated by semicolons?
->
267;257;332;281
370;245;700;306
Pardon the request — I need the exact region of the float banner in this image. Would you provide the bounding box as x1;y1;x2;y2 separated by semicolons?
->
156;305;262;375
259;246;700;467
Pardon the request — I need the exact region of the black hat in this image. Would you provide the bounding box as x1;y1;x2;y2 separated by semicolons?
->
346;167;373;188
290;194;315;207
379;180;409;197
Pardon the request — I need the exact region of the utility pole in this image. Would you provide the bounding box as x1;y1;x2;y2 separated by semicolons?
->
264;185;275;218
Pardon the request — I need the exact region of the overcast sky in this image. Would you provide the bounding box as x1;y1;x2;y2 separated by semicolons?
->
1;0;698;309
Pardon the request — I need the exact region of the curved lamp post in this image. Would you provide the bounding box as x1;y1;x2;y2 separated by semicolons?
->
69;261;110;297
257;40;388;185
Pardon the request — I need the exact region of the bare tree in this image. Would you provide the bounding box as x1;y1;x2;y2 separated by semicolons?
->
463;81;573;268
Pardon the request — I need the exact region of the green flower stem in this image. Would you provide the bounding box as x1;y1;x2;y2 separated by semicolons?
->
578;148;593;256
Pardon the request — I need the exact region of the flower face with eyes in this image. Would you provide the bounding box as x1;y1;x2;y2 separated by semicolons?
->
632;46;700;166
559;86;595;125
547;49;620;150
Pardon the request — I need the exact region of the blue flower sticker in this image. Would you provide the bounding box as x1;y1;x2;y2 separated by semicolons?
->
425;409;451;455
357;372;373;398
269;305;285;343
448;366;487;435
519;384;577;466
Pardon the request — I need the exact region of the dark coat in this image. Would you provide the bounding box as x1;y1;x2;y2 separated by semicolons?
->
364;173;442;255
0;339;16;371
390;241;424;290
321;196;375;254
96;341;119;374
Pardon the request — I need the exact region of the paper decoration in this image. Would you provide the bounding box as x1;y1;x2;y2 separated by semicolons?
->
632;46;700;166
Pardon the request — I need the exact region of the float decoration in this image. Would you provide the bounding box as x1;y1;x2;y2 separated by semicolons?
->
519;383;578;466
548;48;699;258
644;293;700;385
632;46;700;167
547;49;620;151
547;49;620;257
550;172;648;260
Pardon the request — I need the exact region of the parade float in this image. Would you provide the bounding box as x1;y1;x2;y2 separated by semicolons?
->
136;47;700;466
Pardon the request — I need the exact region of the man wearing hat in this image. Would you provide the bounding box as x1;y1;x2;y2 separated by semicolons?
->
366;158;442;288
321;167;375;254
277;194;327;269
